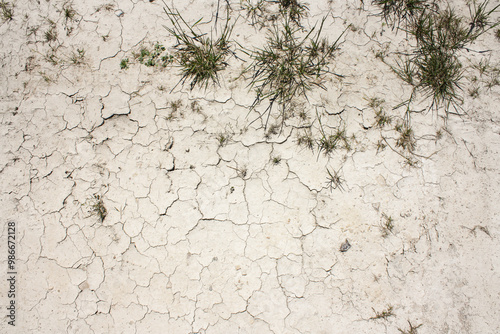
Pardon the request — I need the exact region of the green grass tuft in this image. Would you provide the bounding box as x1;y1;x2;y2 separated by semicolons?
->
246;14;347;126
163;4;235;91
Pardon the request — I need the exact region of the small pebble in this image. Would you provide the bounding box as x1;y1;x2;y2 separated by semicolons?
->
340;239;351;252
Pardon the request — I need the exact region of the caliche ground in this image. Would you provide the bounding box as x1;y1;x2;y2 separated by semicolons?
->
1;0;500;333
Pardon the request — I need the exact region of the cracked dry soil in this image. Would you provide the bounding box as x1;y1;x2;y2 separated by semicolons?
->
1;0;500;333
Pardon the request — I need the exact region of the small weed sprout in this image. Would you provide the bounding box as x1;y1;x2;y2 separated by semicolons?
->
229;165;248;178
277;0;309;24
120;58;129;69
317;115;352;155
376;139;387;153
190;100;202;113
370;305;395;320
298;110;309;121
238;167;248;178
242;0;268;27
166;99;183;119
137;43;173;68
375;109;392;128
486;75;500;89
272;156;282;165
27;25;39;38
318;133;338;155
95;3;114;12
45;52;58;66
170;99;182;113
468;0;500;34
40;72;52;83
88;194;107;222
473;58;490;76
326;167;344;192
70;48;85;65
398;321;423;334
265;123;280;139
366;96;385;109
380;213;394;237
373;0;430;31
216;133;230;147
0;1;13;21
403;156;419;167
25;56;36;72
45;26;58;42
468;86;479;98
62;3;77;22
297;132;315;151
163;4;235;91
496;28;500;41
435;128;443;140
395;123;416;152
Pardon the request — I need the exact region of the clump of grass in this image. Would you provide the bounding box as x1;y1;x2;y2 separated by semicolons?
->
272;156;281;165
390;1;500;112
0;1;13;21
495;28;500;41
411;7;471;51
89;194;107;223
370;305;395;320
163;4;235;91
415;48;463;109
246;14;347;127
473;58;490;76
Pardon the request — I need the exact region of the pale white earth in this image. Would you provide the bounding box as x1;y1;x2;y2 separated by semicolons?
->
1;0;500;333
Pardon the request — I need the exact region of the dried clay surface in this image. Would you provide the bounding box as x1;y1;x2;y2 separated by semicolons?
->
1;0;499;333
